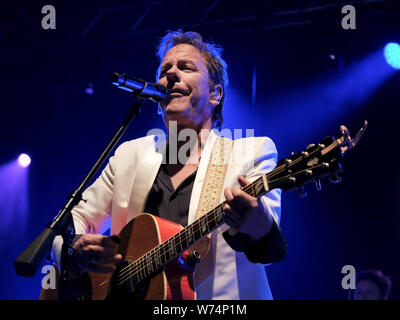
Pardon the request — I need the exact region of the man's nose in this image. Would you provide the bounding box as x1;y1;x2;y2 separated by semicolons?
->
166;66;180;83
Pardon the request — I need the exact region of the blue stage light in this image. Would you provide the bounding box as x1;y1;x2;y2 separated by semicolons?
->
384;42;400;70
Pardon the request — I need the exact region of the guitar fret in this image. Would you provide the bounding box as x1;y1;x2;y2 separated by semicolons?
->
177;233;185;252
208;209;219;229
199;217;208;235
145;256;151;275
138;258;144;281
169;238;176;256
186;226;193;245
155;248;161;269
148;250;156;273
161;242;169;263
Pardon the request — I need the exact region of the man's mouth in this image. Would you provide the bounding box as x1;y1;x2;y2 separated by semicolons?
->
169;92;184;98
168;88;190;98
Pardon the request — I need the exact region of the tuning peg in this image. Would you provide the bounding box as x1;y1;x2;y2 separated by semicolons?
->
315;179;322;191
322;162;330;169
288;176;297;184
285;158;293;165
306;144;315;150
298;186;307;198
305;169;313;176
329;172;342;184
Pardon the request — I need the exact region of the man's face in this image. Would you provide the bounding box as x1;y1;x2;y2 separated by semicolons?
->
158;44;216;129
353;280;382;300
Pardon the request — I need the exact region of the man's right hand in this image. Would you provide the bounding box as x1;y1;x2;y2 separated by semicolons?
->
72;234;123;274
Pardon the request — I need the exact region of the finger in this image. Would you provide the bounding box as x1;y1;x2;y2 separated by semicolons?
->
224;188;234;201
85;263;118;274
223;204;243;227
92;253;123;266
231;187;258;209
109;234;121;244
101;236;121;248
224;214;240;230
230;187;252;207
74;234;106;249
74;250;121;273
75;235;119;250
226;198;247;215
223;206;239;229
80;244;118;257
238;175;251;187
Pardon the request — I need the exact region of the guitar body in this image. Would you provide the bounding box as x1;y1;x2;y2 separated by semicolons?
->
89;213;196;300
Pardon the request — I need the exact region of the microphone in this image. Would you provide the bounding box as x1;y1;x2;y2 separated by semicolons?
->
110;72;167;102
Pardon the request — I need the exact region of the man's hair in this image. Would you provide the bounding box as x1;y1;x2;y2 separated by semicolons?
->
356;270;392;299
155;30;229;130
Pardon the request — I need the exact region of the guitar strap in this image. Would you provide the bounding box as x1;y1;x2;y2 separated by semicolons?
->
195;135;234;222
193;135;234;288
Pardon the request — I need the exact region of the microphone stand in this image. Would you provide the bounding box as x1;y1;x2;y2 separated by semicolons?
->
14;96;144;299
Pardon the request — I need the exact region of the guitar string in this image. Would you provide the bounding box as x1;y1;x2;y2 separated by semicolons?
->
83;145;327;297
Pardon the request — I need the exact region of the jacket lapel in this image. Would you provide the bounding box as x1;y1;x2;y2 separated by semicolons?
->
187;129;219;224
128;135;165;222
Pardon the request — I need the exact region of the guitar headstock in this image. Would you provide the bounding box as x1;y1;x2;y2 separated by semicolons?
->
266;121;368;195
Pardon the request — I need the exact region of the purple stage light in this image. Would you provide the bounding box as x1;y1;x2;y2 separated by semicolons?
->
85;83;94;95
18;154;31;168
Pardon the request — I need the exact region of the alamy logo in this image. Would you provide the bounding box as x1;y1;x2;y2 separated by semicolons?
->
41;265;57;289
341;265;356;290
147;122;256;166
41;5;56;30
341;5;356;30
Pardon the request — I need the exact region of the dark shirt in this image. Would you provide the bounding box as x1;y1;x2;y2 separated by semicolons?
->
144;164;196;227
144;164;287;264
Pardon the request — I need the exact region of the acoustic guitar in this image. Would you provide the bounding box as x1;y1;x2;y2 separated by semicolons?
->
41;121;367;300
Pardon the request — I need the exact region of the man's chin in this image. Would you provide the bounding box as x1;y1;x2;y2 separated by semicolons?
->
163;103;189;115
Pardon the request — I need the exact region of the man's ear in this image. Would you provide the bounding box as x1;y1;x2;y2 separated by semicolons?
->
210;84;223;106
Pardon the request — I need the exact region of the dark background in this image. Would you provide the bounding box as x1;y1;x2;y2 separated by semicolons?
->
0;0;399;299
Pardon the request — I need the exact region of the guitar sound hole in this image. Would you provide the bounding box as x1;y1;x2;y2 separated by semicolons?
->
107;260;150;300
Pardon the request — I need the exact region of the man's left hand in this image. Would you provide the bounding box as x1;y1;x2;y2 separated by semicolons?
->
223;176;274;242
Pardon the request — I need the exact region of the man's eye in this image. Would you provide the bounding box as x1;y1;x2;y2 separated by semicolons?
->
182;65;195;71
184;66;196;72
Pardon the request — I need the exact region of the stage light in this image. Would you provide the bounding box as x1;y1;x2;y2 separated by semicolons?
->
18;154;31;168
85;83;94;95
384;42;400;70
